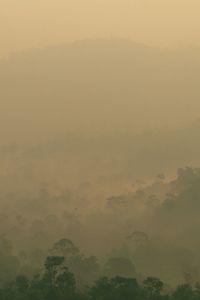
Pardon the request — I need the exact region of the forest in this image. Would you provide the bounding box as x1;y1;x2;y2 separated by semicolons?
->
1;164;200;299
0;252;199;300
1;39;200;299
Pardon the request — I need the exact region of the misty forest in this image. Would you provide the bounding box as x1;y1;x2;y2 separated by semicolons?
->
1;39;200;299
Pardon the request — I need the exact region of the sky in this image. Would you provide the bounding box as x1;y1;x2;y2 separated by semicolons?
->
1;0;200;57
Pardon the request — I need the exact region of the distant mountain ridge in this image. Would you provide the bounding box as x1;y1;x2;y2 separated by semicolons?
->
0;38;200;142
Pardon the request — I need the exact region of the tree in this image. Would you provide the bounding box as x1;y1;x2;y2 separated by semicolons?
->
143;277;163;299
56;268;76;299
16;275;29;292
49;239;79;259
172;284;194;300
90;276;141;300
105;257;135;278
44;256;65;281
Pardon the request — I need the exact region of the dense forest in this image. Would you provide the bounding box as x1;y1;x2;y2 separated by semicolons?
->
1;252;200;300
1;165;200;296
1;39;200;299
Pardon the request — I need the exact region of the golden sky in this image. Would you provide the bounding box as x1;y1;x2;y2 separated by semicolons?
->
1;0;200;57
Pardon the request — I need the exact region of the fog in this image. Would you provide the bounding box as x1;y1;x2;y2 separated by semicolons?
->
1;3;200;296
1;39;200;288
1;39;200;143
2;0;200;57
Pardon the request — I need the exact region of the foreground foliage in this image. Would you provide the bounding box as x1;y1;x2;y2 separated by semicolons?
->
0;255;200;300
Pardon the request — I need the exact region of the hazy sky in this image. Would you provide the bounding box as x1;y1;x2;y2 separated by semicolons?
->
1;0;200;57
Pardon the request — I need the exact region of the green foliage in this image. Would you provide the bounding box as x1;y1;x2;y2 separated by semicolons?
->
0;255;200;300
89;276;142;300
144;276;164;295
172;284;195;300
44;256;65;272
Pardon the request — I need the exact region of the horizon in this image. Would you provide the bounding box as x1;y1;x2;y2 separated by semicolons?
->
2;0;200;57
2;36;200;60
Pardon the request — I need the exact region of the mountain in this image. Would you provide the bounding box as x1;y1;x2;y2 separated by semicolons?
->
1;38;200;142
